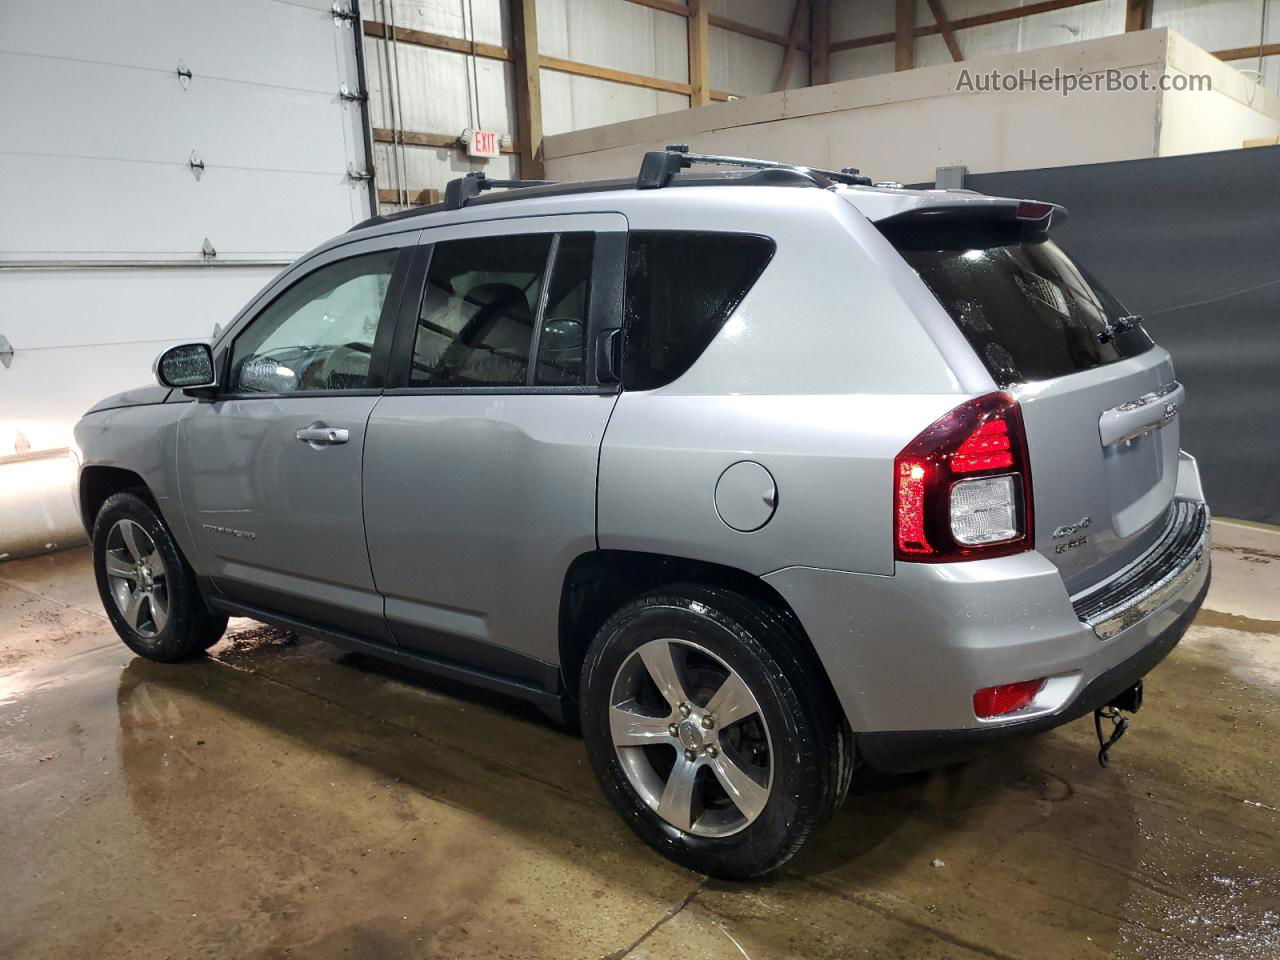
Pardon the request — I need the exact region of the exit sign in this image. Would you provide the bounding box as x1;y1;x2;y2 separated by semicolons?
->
468;129;500;158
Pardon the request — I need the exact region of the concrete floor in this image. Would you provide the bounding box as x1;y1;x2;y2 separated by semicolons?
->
2;524;1278;960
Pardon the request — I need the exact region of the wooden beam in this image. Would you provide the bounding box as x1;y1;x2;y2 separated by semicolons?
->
624;0;689;16
688;0;711;106
366;14;731;110
539;55;693;95
372;127;519;154
378;187;442;206
927;0;964;61
509;0;544;180
1214;41;1280;61
622;0;811;50
362;20;510;61
1124;0;1152;32
809;0;830;85
710;15;809;50
895;0;914;70
775;0;809;92
831;0;1099;53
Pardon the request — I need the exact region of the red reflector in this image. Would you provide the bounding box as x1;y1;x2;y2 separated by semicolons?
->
896;460;931;554
973;679;1046;719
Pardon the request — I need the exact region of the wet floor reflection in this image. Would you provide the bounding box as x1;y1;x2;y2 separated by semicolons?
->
2;614;1278;958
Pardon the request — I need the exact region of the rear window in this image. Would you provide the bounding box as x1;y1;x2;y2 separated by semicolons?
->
623;231;775;391
881;218;1154;386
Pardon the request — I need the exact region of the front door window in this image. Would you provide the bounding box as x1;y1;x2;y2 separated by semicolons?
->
230;249;398;394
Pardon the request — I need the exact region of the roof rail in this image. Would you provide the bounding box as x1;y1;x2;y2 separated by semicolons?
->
637;144;873;190
443;171;556;210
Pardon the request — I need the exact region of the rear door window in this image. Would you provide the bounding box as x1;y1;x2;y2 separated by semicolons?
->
623;232;775;391
410;232;598;388
880;219;1153;386
411;234;551;387
535;233;594;386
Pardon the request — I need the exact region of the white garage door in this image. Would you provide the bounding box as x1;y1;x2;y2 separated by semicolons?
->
0;0;374;556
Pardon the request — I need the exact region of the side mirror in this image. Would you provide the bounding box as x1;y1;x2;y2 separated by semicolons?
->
155;343;217;397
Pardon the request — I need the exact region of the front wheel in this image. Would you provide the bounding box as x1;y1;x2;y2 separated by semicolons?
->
92;491;227;662
579;585;850;880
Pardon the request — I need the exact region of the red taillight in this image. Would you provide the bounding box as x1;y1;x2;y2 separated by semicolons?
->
952;420;1014;473
973;678;1046;719
892;392;1033;562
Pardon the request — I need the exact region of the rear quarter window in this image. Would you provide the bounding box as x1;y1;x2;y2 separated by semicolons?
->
880;218;1154;386
623;231;775;391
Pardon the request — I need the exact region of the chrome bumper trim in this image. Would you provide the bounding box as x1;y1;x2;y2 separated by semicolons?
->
1071;498;1210;640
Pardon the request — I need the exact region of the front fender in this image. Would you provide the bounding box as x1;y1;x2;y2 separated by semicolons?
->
75;403;195;561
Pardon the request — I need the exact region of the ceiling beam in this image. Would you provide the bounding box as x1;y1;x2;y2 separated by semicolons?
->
927;0;964;62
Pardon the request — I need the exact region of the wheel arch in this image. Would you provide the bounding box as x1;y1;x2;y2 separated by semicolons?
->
79;465;153;533
557;549;844;720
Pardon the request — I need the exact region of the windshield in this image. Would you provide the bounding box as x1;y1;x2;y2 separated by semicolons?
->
880;219;1154;386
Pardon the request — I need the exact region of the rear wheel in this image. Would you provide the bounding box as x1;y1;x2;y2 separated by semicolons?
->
580;585;850;879
92;492;227;662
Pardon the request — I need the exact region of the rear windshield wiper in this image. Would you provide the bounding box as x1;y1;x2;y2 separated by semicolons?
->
1098;315;1143;343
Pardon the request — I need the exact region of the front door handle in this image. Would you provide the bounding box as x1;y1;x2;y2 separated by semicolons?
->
296;423;350;446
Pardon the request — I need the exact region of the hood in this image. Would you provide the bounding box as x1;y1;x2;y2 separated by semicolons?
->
84;384;174;416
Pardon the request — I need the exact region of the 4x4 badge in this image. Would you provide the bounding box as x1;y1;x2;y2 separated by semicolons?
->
1053;516;1092;538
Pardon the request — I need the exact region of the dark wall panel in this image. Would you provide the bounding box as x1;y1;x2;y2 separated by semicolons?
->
956;146;1280;524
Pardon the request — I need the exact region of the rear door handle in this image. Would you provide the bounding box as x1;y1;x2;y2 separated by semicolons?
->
1098;381;1184;447
296;423;350;446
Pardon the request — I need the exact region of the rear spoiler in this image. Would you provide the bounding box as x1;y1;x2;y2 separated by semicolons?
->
875;198;1068;243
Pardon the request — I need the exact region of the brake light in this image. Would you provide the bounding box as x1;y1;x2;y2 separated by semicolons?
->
974;678;1046;718
893;392;1033;562
1016;200;1054;221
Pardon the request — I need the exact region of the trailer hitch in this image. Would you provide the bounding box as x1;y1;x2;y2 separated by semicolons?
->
1094;680;1143;768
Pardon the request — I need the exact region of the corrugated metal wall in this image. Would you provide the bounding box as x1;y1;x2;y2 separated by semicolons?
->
367;0;1279;211
831;0;1279;96
364;0;812;215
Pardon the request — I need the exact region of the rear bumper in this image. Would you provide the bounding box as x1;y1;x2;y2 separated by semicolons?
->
763;483;1211;772
855;569;1209;772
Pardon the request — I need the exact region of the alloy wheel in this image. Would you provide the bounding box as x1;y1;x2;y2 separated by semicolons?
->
104;519;169;639
609;637;773;837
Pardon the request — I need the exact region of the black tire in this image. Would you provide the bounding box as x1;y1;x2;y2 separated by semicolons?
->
580;584;851;880
92;491;228;662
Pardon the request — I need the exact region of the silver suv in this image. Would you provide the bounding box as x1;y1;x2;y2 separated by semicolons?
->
75;149;1210;879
